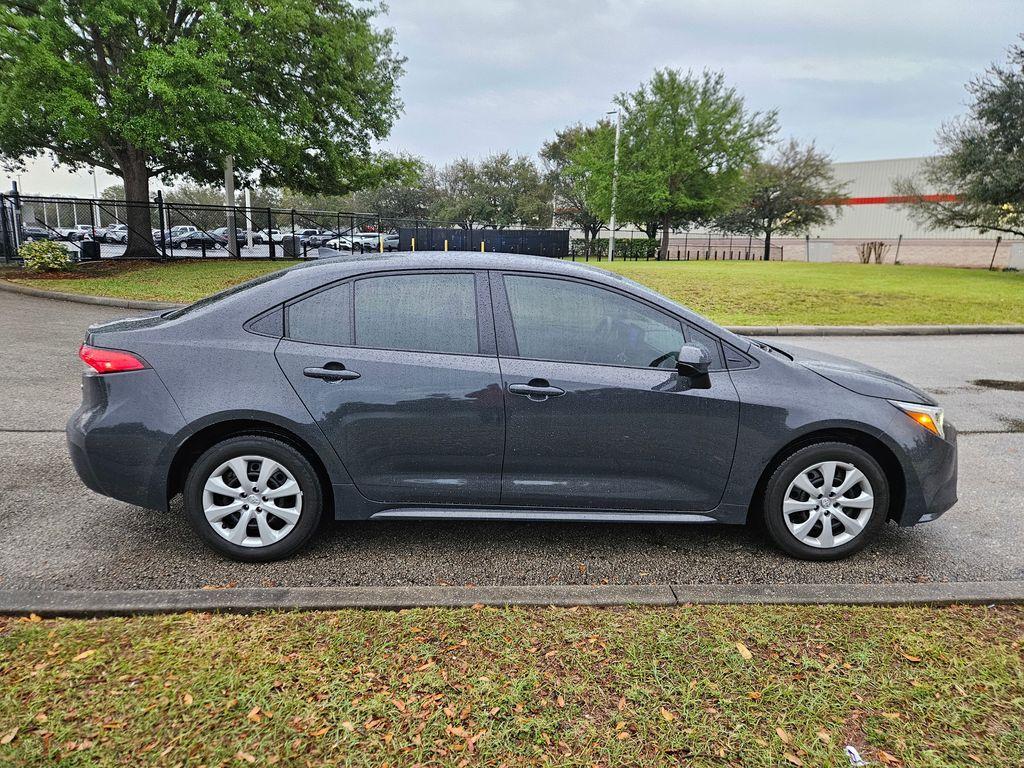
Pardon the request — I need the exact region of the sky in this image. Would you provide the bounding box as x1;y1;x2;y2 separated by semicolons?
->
7;0;1022;196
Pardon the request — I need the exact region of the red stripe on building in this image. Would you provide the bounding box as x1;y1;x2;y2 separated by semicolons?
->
832;193;959;206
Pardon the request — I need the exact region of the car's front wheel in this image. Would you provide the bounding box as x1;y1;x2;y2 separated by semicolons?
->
762;442;889;560
183;435;323;561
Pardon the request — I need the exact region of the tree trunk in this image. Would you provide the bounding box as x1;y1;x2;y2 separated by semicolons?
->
120;153;158;258
657;214;670;260
762;228;772;261
644;221;658;240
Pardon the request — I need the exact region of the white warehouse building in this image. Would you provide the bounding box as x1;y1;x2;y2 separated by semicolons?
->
776;157;1019;269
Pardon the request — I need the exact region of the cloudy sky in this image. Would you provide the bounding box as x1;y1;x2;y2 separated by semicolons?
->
9;0;1022;195
379;0;1022;163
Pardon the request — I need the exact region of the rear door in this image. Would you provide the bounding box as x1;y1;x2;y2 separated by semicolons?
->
275;270;504;505
492;272;739;512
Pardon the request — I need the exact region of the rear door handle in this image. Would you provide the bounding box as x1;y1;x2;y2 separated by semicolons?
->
508;380;565;400
303;363;360;382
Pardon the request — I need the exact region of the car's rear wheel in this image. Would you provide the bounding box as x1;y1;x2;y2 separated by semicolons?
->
183;435;322;561
762;442;889;560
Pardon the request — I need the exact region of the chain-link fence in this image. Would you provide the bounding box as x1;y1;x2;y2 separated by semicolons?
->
0;193;571;263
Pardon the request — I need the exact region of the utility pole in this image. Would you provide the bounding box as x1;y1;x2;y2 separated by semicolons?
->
244;186;253;251
607;108;621;262
224;155;238;258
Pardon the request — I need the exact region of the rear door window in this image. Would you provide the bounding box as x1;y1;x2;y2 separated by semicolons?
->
287;272;480;355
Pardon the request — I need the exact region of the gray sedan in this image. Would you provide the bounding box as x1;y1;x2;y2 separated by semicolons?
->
67;253;957;561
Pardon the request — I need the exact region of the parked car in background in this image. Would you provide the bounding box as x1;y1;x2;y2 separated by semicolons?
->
100;224;129;243
325;232;386;250
53;224;91;241
20;225;56;241
306;230;342;248
152;225;199;243
253;229;283;244
171;229;240;250
68;252;957;562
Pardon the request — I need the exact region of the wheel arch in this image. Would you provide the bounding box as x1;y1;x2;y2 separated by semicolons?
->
746;427;906;524
166;418;334;515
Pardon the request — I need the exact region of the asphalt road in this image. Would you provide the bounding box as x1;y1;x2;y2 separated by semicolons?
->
2;289;1022;591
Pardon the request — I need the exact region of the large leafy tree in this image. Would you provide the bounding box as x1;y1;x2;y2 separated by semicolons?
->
570;69;776;258
894;38;1024;238
715;139;848;260
541;124;606;249
342;158;439;222
433;153;552;229
0;0;406;256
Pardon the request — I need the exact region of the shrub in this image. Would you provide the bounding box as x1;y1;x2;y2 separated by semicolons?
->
20;239;73;271
571;237;659;260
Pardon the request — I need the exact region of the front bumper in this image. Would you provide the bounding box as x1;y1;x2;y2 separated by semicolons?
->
893;421;958;526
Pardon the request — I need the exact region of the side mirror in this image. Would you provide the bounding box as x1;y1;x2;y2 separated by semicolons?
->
676;343;712;387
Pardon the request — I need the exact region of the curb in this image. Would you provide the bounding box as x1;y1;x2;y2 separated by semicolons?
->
730;324;1024;336
0;279;182;311
3;279;1024;335
2;581;1021;617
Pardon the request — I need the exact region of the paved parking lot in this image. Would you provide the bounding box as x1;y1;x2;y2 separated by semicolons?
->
1;289;1022;591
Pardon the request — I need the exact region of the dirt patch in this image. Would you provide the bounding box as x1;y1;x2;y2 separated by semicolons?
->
999;417;1024;433
972;379;1024;392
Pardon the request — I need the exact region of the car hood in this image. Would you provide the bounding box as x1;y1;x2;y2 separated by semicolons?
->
768;341;937;405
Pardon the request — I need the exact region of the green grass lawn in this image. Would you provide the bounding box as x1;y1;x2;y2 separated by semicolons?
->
1;605;1022;767
4;258;1024;326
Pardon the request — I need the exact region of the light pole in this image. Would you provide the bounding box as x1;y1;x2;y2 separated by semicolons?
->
606;107;621;262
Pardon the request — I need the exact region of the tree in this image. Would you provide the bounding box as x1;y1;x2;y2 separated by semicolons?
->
894;38;1024;238
541;124;606;249
569;69;776;258
342;158;440;221
433;153;552;229
0;0;406;256
715;139;848;260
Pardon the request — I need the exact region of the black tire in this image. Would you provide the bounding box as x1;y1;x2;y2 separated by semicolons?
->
762;441;889;561
183;435;323;562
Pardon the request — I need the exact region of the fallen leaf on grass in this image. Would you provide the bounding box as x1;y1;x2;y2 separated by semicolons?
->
784;752;803;766
817;729;831;744
899;652;921;663
776;727;792;745
247;707;262;723
736;642;753;660
235;751;256;764
660;708;676;722
877;750;901;765
72;649;96;661
182;693;194;707
1;728;17;745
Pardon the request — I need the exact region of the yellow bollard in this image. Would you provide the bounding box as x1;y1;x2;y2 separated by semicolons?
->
379;234;384;253
480;241;485;252
444;239;448;251
411;237;415;252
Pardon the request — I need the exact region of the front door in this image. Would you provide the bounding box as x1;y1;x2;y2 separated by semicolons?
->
276;271;504;505
493;273;739;512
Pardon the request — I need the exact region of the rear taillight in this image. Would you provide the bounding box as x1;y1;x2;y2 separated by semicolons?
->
79;344;146;373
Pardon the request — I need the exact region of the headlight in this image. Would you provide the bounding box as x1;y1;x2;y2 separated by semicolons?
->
889;400;945;439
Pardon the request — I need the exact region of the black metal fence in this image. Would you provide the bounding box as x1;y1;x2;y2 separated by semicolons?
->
0;193;571;264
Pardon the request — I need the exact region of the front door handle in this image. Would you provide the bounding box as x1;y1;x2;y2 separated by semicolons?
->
508;380;565;401
303;363;360;382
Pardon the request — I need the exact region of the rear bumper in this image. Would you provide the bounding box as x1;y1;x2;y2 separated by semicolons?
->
66;369;186;511
894;422;958;526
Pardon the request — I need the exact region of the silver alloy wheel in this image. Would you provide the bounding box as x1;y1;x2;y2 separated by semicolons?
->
782;460;874;549
202;455;303;548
